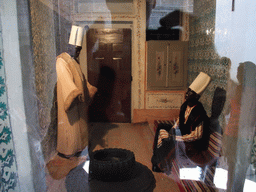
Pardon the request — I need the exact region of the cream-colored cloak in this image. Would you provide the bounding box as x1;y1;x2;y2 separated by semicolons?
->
56;52;97;156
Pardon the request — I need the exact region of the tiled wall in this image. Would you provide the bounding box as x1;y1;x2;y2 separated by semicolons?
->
29;0;58;141
0;11;19;192
188;0;229;126
29;0;65;165
28;0;71;189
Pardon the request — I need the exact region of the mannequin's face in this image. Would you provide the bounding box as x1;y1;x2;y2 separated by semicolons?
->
74;46;82;58
185;88;198;100
185;88;200;106
67;44;76;57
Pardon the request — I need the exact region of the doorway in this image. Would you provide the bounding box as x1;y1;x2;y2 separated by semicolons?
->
87;28;132;123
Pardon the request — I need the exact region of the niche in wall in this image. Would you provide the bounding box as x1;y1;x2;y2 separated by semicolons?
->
146;0;193;41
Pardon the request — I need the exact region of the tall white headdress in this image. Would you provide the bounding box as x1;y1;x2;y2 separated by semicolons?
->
189;72;211;95
69;25;84;46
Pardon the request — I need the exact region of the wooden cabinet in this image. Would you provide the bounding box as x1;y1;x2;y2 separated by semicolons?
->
146;41;188;90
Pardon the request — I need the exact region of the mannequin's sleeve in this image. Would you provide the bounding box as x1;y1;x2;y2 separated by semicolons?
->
87;81;97;99
56;58;82;111
172;117;179;129
175;122;203;142
157;129;169;148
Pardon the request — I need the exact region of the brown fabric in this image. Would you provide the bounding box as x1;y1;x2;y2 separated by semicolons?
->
46;154;87;180
56;52;96;156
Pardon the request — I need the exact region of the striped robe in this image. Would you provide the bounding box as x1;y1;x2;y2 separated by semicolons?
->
152;101;209;167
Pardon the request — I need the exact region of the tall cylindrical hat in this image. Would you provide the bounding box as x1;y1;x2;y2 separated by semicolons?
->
189;72;211;95
69;25;84;46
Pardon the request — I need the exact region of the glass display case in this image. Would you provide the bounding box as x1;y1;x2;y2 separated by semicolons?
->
0;0;255;191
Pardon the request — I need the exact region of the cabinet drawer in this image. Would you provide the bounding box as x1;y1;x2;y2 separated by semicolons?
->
145;92;184;109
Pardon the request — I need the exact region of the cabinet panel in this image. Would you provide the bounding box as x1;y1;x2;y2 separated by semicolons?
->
147;41;188;90
145;92;184;109
147;41;168;88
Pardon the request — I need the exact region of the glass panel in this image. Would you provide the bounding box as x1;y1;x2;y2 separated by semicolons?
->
0;0;255;191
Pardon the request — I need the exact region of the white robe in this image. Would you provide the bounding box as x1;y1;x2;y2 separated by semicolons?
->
56;52;96;156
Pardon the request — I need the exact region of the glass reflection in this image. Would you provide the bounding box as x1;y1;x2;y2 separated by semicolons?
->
1;0;255;191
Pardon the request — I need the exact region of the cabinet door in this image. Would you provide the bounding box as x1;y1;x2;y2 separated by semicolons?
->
147;40;188;90
147;41;169;89
167;41;188;89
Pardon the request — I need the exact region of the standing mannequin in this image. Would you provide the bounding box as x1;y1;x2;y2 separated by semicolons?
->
56;25;97;158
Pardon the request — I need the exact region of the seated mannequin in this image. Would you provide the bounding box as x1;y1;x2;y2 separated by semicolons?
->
151;72;211;172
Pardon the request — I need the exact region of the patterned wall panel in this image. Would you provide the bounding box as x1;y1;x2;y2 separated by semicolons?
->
188;0;229;127
0;12;19;192
28;3;61;191
29;0;62;164
29;0;57;139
